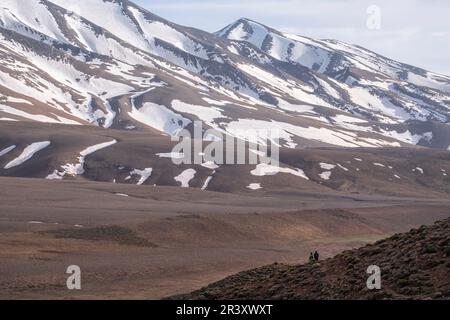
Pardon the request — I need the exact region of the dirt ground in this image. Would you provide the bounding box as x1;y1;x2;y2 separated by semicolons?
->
1;177;450;299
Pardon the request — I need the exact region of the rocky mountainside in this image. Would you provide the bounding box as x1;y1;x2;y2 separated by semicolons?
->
174;218;450;300
218;18;450;125
1;121;450;196
0;0;450;195
0;0;449;149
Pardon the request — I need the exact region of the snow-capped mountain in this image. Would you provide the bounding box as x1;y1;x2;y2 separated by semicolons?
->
218;19;450;124
0;0;449;149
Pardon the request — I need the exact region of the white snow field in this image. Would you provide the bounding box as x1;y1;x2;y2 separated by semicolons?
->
201;161;220;170
319;163;336;170
0;0;449;153
49;140;117;178
251;163;309;180
337;164;349;172
0;145;16;157
4;141;50;169
247;183;262;190
129;101;191;136
201;175;214;191
373;163;386;168
156;152;185;159
46;170;63;180
413;167;424;174
174;169;196;188
130;168;153;185
319;171;332;181
115;193;130;197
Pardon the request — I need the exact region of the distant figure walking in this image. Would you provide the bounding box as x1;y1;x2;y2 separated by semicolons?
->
309;252;315;263
314;251;320;262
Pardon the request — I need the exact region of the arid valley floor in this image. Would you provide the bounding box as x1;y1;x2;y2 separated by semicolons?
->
1;176;450;299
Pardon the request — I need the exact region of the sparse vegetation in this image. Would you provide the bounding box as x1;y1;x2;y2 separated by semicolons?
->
173;218;450;300
43;225;156;248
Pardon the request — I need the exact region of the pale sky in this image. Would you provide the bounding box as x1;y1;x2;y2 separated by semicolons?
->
133;0;450;76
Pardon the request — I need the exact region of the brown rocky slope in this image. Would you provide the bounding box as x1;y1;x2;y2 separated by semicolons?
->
174;218;450;300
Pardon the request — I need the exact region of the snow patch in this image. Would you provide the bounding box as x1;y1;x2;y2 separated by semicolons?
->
129;101;190;136
202;97;229;106
54;140;117;178
4;141;50;169
201;161;220;170
46;170;63;180
251;163;309;180
130;168;153;185
171;100;228;125
0;145;16;157
175;169;196;187
28;221;44;224
413;167;424;174
247;183;262;190
156;152;185;159
373;163;386;168
319;171;332;180
201;175;214;191
319;163;336;170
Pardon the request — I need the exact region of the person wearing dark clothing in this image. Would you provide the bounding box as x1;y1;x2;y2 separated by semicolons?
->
309;252;315;263
314;251;320;262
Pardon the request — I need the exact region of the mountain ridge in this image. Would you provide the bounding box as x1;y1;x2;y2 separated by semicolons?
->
0;0;449;151
1;1;450;300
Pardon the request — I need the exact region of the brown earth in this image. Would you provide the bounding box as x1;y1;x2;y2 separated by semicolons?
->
175;218;450;300
1;176;450;299
1;122;450;198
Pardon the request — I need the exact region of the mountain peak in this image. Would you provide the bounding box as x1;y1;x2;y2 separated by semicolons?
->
216;17;283;42
235;17;256;24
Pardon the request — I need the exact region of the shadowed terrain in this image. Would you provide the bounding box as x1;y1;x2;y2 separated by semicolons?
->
175;218;450;300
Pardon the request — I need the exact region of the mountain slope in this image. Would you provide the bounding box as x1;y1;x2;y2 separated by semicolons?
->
1;121;450;197
218;18;450;123
174;218;450;300
217;18;450;148
0;0;449;150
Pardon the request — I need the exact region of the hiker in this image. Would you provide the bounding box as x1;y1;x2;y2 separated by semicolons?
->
314;251;320;262
309;252;315;263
